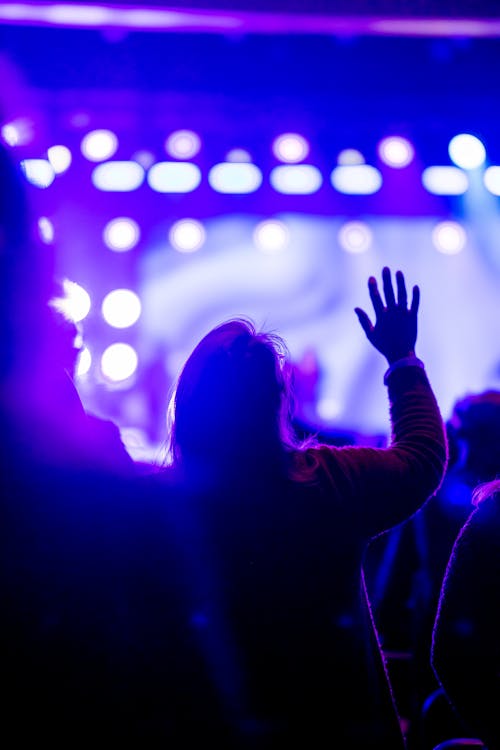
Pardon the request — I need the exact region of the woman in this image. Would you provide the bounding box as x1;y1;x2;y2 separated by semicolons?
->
144;267;447;748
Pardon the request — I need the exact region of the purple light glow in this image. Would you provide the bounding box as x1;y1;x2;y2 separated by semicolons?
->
272;133;310;164
0;4;499;37
377;136;414;168
165;130;201;160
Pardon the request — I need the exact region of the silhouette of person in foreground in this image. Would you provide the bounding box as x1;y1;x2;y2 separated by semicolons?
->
141;267;447;748
431;478;500;750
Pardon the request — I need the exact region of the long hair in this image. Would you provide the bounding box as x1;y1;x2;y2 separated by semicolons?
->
472;478;500;507
167;318;303;477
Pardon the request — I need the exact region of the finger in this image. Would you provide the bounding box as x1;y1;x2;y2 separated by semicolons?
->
354;307;374;339
382;266;396;308
395;270;407;308
410;285;420;315
368;277;384;317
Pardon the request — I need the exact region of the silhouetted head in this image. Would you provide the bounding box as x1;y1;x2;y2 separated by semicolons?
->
449;390;500;485
168;319;297;478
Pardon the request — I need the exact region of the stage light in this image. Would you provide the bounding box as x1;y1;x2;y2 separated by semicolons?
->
272;133;309;163
81;129;118;162
76;347;92;377
132;150;155;169
226;148;252;163
47;145;72;174
92;161;145;191
147;162;201;193
169;219;206;253
337;149;365;165
102;289;141;328
208;163;262;194
331;165;382;194
432;221;467;254
270;165;323;194
38;217;54;244
377;136;414;168
338;221;373;254
103;218;140;251
165;130;201;159
317;396;342;421
448;134;486;170
1;118;33;147
253;219;290;254
55;279;91;323
101;343;138;382
484;166;500;196
20;159;55;188
422;166;468;195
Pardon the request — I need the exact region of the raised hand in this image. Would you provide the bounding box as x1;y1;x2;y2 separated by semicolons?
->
355;267;420;365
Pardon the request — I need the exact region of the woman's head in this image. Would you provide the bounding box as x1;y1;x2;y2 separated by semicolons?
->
168;318;296;474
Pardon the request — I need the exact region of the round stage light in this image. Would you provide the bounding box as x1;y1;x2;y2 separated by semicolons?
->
432;221;467;255
38;217;55;244
272;133;310;164
448;134;486;170
422;166;469;195
377;136;414;168
101;343;138;382
103;218;140;251
253;220;290;254
337;149;365;166
47;145;72;174
102;289;141;329
56;280;91;323
76;347;92;377
148;162;201;193
81;129;118;162
226;148;252;163
169;219;206;253
20;159;55;188
165;130;201;159
338;221;373;254
1;118;33;147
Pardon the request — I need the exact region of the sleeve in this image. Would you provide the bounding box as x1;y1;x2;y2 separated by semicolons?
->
431;499;500;750
307;364;448;539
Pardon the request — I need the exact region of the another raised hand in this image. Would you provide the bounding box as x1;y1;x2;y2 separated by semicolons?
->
355;267;420;365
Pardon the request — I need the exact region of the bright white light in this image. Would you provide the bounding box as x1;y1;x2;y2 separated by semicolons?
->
484;166;500;196
147;162;201;193
103;218;140;251
55;280;91;323
253;220;290;254
1;117;34;147
76;347;92;377
432;221;467;255
226;148;252;163
38;217;54;244
46;5;113;25
448;134;486;170
422;166;468;195
101;343;138;382
331;165;382;194
338;221;373;254
377;136;414;168
337;149;365;166
102;289;141;328
47;145;72;174
272;133;310;164
270;165;323;194
81;129;118;162
208;163;262;194
165;130;201;159
169;219;206;253
317;396;342;421
20;159;55;188
92;161;145;191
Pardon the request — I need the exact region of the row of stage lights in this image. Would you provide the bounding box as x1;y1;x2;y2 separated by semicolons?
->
53;213;469;384
3;124;500;196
